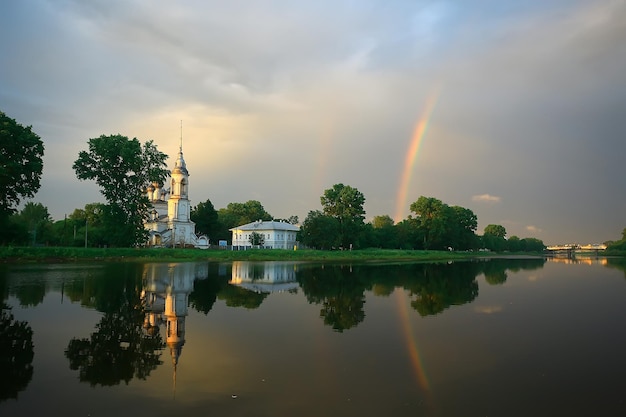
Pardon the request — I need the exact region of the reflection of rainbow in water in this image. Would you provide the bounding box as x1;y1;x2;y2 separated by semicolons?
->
394;89;441;223
395;290;432;395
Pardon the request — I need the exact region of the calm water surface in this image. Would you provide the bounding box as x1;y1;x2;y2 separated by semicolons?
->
1;257;626;417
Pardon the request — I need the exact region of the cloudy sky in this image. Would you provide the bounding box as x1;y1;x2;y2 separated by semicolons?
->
1;0;625;245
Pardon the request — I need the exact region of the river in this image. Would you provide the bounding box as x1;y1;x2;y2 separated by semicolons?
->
1;257;625;416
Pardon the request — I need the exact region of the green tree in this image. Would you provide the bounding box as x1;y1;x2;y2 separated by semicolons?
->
73;135;168;246
249;231;265;246
484;224;506;238
370;215;399;248
191;198;219;238
64;203;108;247
409;196;448;249
372;215;394;229
507;235;521;252
521;237;545;252
448;205;478;250
396;217;423;249
215;200;272;241
321;183;366;248
483;224;507;252
299;210;341;250
15;202;52;246
0;112;45;244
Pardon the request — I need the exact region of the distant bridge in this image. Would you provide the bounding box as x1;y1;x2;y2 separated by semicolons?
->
545;244;607;258
546;244;607;251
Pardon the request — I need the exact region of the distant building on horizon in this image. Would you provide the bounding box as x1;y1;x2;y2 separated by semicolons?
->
230;220;299;250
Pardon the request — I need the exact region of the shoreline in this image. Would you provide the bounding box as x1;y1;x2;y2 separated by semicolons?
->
0;246;549;264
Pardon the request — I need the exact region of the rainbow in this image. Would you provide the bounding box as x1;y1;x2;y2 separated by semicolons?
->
395;290;431;392
394;89;441;223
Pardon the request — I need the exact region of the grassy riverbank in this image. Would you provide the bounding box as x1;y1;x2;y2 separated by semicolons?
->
0;246;532;263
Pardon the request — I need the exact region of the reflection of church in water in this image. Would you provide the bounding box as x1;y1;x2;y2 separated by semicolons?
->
141;263;208;377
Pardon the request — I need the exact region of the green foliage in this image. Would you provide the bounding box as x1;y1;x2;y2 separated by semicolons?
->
372;215;394;229
408;196;478;250
299;210;341;250
368;216;399;248
73;135;169;246
191;199;219;238
482;224;507;252
216;200;272;241
0;111;44;219
1;216;29;245
14;202;53;246
484;224;507;238
249;231;265;246
321;183;366;248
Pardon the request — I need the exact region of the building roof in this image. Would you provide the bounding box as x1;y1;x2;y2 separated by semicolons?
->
230;220;300;232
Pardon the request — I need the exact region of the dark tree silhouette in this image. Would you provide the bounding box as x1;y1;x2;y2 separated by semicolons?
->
0;304;34;401
65;309;165;386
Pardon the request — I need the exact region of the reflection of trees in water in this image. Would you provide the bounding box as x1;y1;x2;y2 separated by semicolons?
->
0;303;34;402
65;312;164;386
11;280;46;307
298;265;368;332
605;258;626;279
189;273;228;314
482;258;546;285
296;259;548;326
218;285;269;309
64;264;165;386
403;263;481;316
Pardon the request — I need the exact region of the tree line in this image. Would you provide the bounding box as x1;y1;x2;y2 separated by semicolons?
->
2;110;544;251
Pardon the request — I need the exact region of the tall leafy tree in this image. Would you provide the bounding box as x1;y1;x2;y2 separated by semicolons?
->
448;205;478;250
191;198;219;238
482;224;507;252
371;215;394;229
408;197;478;250
0;111;44;243
15;202;52;246
73;135;168;246
249;231;265;246
409;196;448;249
370;215;399;249
321;183;366;248
216;200;272;241
299;210;341;250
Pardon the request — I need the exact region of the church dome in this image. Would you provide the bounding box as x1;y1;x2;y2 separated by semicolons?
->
172;166;188;175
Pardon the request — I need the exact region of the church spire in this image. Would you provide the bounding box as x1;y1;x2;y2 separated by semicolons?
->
172;121;188;176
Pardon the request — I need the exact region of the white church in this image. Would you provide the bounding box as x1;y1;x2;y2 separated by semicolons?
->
144;143;209;249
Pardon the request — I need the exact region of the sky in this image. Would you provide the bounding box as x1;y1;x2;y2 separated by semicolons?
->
1;0;625;245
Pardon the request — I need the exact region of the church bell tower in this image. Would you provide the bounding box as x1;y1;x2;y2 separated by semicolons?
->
167;123;193;246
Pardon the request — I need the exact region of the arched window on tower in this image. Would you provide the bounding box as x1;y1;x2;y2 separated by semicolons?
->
181;179;187;197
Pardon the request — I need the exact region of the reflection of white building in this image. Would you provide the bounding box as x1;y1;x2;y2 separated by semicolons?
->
141;262;208;373
144;142;209;249
230;220;299;249
230;261;300;293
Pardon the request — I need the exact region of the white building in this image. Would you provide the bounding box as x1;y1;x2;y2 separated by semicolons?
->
144;144;208;248
230;220;299;249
